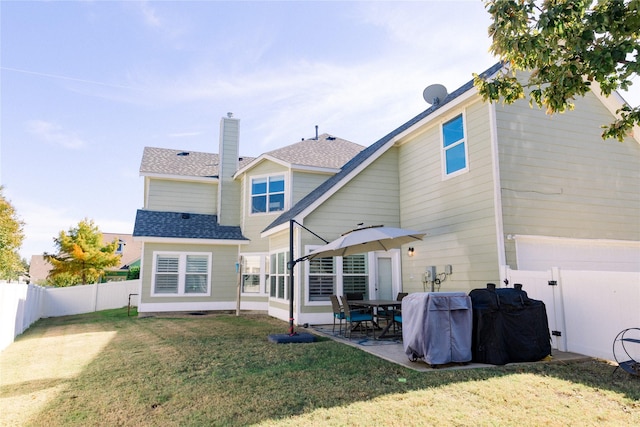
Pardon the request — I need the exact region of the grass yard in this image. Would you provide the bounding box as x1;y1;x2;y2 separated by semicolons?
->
1;308;638;427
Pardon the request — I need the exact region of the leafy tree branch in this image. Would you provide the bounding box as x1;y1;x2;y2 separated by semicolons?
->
474;0;639;141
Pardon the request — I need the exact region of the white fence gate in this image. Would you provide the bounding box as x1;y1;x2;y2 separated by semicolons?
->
1;280;140;352
504;267;640;361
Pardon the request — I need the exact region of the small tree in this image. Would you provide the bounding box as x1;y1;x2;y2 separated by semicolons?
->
474;0;639;141
45;219;121;286
127;266;140;280
0;187;25;281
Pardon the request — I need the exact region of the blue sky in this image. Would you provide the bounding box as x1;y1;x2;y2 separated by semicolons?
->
1;1;638;260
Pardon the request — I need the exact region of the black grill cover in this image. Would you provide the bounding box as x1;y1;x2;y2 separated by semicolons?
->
469;285;551;365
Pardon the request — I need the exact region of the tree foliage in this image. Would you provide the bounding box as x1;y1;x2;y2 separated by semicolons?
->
126;266;140;280
45;219;121;286
474;0;639;141
0;187;25;280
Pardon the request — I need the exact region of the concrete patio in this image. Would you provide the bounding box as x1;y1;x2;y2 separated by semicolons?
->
310;324;590;372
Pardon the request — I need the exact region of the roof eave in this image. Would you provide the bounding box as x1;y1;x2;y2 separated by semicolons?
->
140;172;219;183
133;236;249;245
233;154;291;179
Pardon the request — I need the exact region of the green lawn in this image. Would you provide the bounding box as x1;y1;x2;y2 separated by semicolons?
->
1;308;638;426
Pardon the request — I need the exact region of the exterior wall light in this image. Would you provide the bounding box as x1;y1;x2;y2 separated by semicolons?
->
407;247;415;257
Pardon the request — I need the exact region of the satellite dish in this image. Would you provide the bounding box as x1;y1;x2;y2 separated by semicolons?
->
423;84;448;106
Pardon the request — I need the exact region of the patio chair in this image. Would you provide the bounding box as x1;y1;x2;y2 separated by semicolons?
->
377;292;408;321
393;312;403;335
329;295;345;335
388;293;406;335
341;296;374;339
346;292;364;301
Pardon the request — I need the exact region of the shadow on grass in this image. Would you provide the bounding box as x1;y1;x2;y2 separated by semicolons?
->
9;309;640;427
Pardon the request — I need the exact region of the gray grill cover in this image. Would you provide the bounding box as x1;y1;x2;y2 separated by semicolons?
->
402;292;472;365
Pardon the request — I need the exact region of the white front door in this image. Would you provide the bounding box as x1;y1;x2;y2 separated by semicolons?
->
373;252;395;300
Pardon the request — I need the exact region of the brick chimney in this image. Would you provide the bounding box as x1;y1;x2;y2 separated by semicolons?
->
217;113;241;226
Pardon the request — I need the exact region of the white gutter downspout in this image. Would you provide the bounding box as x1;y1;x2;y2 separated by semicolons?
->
488;102;508;284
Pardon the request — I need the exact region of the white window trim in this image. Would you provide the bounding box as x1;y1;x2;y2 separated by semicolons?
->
304;247;370;306
441;111;469;180
151;251;212;297
239;252;268;296
305;245;337;306
268;248;289;302
249;173;288;216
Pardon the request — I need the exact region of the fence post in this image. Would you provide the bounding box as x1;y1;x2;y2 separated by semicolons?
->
550;267;568;352
92;283;98;312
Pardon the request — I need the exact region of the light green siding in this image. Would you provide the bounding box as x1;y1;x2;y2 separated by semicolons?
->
139;242;238;304
303;148;400;242
269;230;290;250
398;99;500;293
496;91;640;267
292;171;332;205
239;161;290;252
218;117;241;226
147;179;217;214
292;149;400;311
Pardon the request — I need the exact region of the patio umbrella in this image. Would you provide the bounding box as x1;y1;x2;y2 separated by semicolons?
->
306;225;426;259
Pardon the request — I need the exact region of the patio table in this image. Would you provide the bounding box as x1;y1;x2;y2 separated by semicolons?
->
349;299;402;339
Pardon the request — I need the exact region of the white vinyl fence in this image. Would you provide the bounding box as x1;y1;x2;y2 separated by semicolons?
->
1;280;140;352
3;269;639;361
503;267;640;361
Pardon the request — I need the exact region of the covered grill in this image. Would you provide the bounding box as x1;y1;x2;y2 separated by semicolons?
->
402;292;473;366
469;284;551;365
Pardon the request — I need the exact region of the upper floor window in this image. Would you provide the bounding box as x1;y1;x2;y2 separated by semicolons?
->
152;252;211;296
252;175;285;214
442;114;467;176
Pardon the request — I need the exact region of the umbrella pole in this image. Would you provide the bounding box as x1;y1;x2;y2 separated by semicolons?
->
286;219;330;336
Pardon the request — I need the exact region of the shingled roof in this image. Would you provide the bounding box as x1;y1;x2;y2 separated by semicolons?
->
264;62;504;232
139;147;255;178
264;133;365;169
133;210;248;241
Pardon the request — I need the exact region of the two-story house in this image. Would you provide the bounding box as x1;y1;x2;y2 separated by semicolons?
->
132;115;365;314
134;63;639;326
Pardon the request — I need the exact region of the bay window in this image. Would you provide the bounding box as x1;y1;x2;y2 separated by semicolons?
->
270;251;289;299
241;254;268;294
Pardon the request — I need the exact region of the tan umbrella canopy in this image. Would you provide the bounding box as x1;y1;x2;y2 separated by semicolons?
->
306;225;426;259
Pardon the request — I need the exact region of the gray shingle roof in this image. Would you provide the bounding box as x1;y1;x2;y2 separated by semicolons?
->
264;62;504;232
133;210;248;241
265;134;365;169
139;147;255;178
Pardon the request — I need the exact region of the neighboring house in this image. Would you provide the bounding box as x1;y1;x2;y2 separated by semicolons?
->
27;233;142;284
133;63;640;326
28;255;52;285
102;233;143;281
